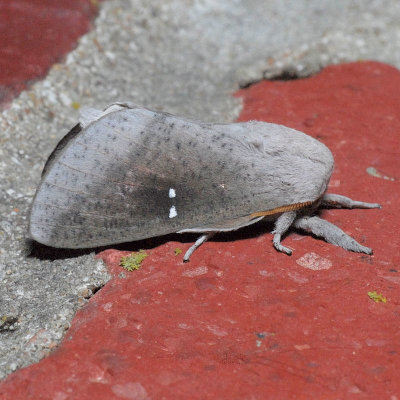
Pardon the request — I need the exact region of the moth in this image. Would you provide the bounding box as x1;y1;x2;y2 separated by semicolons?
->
29;102;381;261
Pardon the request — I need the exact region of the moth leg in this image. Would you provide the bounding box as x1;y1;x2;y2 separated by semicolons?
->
272;211;297;255
183;232;216;262
294;216;373;254
322;194;381;209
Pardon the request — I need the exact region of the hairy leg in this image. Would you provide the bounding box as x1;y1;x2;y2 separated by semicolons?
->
322;193;381;209
272;211;297;255
294;215;372;254
183;232;216;262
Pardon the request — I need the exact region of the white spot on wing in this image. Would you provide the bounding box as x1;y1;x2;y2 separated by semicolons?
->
169;205;177;218
169;188;176;198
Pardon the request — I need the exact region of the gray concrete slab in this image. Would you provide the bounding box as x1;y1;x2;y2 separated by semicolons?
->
1;0;400;380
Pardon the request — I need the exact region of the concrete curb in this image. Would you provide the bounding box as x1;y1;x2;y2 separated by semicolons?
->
1;0;400;390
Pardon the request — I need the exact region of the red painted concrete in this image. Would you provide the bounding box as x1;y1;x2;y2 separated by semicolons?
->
0;1;100;108
1;61;399;399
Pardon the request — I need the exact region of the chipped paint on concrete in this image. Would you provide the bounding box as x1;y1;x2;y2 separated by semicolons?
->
182;266;209;277
296;252;333;271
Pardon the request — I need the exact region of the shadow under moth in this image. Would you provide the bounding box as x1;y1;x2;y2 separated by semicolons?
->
29;103;381;261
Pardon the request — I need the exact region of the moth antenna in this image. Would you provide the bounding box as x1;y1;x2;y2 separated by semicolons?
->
79;104;125;128
79;107;103;128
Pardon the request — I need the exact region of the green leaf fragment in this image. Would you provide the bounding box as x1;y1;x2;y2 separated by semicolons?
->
120;250;148;271
367;291;387;303
174;248;182;256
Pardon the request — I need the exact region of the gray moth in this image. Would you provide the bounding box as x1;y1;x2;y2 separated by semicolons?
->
29;102;381;261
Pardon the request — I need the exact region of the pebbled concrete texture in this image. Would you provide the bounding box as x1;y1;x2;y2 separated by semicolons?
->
0;0;100;108
1;0;400;390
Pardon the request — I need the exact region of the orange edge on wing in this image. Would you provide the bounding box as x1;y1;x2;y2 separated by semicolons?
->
250;200;314;218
